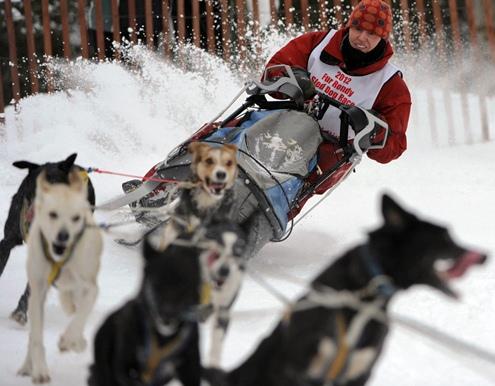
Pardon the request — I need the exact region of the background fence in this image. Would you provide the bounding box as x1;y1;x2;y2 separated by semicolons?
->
1;0;494;142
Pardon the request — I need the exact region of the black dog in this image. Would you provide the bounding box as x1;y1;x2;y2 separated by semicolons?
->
88;237;203;386
0;153;95;325
205;194;487;386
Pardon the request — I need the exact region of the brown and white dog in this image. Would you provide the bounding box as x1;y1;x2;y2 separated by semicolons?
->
17;170;103;384
159;142;238;251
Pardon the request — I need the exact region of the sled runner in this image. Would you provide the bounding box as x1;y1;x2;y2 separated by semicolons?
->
113;66;389;252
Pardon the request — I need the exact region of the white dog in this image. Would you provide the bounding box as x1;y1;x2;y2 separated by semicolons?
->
18;170;103;384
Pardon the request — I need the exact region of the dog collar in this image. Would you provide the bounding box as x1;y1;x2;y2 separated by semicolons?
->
40;223;86;286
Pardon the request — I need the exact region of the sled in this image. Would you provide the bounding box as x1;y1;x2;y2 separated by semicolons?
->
110;66;389;252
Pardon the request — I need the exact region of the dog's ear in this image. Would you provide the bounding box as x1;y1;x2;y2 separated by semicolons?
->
12;160;40;171
223;144;238;156
68;169;85;193
60;153;78;173
36;170;51;194
381;193;416;230
188;142;209;163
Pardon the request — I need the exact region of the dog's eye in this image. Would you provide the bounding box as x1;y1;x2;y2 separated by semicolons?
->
72;215;81;223
205;158;214;165
49;211;58;220
225;160;233;167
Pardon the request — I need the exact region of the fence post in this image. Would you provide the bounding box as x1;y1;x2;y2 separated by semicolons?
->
318;0;328;30
482;0;495;64
60;0;72;58
128;0;137;43
399;0;411;53
236;0;246;61
284;0;293;26
206;0;215;53
78;0;90;58
414;0;427;47
41;0;54;92
465;0;489;142
0;65;5;121
145;0;154;48
111;0;121;59
251;0;262;56
177;0;186;45
220;0;231;61
162;0;171;57
95;0;106;59
23;0;40;94
269;0;278;27
192;0;200;47
4;0;21;103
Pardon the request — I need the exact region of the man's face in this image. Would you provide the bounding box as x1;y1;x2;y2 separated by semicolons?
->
348;27;382;53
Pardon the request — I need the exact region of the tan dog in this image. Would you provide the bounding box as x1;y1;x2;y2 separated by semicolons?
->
18;170;103;384
159;142;238;251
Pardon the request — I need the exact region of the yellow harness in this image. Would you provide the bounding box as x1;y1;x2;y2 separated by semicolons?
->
40;228;85;286
141;333;182;384
327;312;349;380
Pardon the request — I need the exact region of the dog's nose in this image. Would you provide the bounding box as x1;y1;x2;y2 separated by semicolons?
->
216;171;226;180
57;230;69;243
219;265;230;278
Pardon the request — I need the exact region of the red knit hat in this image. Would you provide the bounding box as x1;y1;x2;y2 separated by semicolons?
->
348;0;393;39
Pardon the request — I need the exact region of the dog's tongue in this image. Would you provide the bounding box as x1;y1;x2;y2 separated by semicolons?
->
209;183;225;195
446;251;486;279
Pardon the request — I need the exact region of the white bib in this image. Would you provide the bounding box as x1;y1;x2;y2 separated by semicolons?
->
308;30;400;139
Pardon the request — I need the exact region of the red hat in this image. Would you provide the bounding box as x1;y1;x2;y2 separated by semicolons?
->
348;0;393;39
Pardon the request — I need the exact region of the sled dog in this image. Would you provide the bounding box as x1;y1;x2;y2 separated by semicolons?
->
18;170;102;384
0;153;95;325
204;194;487;386
200;222;246;367
159;142;238;251
88;237;203;386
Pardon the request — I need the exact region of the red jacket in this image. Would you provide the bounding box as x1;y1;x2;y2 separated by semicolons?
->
266;28;412;164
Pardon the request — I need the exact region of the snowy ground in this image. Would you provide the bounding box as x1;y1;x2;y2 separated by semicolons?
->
0;46;494;386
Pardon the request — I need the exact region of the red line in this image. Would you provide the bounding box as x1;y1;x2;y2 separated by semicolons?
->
89;168;180;184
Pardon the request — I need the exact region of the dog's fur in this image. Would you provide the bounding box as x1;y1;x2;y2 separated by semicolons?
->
200;222;247;367
159;142;238;251
0;153;95;325
17;170;102;384
205;194;487;386
88;237;204;386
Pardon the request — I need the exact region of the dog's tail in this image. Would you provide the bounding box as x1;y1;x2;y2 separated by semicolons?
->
12;161;39;171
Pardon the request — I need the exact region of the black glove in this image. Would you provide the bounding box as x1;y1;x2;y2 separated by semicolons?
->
291;67;316;100
345;106;385;151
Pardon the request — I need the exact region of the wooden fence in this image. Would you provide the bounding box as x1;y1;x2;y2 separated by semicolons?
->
1;0;494;142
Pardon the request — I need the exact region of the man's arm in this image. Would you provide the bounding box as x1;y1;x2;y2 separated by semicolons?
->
367;73;412;163
266;31;328;70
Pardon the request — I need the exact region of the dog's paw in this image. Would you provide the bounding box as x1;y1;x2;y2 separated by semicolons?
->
10;309;28;326
17;362;32;377
58;333;87;353
31;371;51;384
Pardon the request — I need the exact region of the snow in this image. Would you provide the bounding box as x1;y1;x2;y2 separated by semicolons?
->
0;45;494;386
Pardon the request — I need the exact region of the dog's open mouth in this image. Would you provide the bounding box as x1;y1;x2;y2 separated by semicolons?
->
437;251;487;280
52;243;67;256
206;179;226;196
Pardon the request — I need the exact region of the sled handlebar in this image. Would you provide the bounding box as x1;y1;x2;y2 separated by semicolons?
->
315;93;389;156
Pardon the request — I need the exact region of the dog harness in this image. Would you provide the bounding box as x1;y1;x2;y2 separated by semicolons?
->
40;225;86;286
290;244;397;385
140;327;192;385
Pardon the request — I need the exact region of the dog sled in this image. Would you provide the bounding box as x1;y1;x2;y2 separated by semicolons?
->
106;66;389;255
